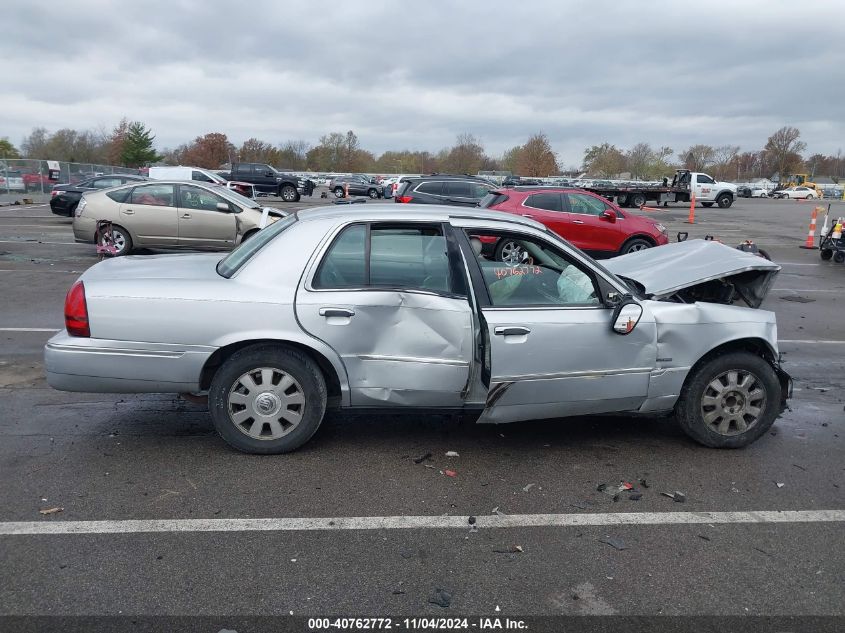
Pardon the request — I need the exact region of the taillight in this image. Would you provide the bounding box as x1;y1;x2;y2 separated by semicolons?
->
51;190;59;196
396;196;413;203
64;281;90;337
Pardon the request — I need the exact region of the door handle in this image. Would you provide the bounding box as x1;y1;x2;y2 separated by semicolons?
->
123;209;134;215
319;307;355;318
181;213;191;219
494;326;531;336
571;219;584;224
521;213;534;218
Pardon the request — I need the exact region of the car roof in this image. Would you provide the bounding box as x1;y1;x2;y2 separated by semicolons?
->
295;203;545;230
403;174;494;182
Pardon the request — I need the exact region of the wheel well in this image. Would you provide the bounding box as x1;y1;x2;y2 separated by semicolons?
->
622;234;656;248
199;339;342;401
685;338;777;384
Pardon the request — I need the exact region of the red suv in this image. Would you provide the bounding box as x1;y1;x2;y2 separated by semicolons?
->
479;188;668;259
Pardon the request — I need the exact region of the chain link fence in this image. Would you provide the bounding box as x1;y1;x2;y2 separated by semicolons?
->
0;158;141;204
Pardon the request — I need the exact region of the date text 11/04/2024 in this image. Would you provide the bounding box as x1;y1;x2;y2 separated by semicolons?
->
307;617;528;630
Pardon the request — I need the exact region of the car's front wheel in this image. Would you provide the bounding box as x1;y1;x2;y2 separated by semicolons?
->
209;345;327;454
675;351;781;448
620;237;653;254
716;193;733;208
333;187;345;198
280;184;299;202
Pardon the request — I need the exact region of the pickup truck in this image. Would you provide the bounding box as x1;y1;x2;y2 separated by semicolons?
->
228;163;314;201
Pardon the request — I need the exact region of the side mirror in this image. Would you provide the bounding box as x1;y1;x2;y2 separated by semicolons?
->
600;209;617;223
216;202;230;212
611;299;643;335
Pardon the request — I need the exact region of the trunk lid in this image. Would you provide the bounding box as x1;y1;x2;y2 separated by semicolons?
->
81;253;223;283
604;240;780;308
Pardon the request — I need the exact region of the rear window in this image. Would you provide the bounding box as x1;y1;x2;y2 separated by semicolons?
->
416;181;443;195
479;192;509;208
106;188;132;203
216;214;298;278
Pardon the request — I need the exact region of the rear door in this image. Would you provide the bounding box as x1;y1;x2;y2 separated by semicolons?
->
176;184;238;248
518;192;566;233
442;181;492;206
563;192;625;255
296;221;474;408
119;183;178;246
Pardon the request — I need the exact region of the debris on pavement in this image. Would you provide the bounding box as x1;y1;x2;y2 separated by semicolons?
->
429;589;452;608
413;452;433;464
424;464;436;469
628;492;643;501
444;469;457;477
38;507;63;515
638;478;650;488
492;507;505;516
780;295;815;303
661;491;686;503
468;516;477;526
445;451;459;457
493;544;524;554
522;483;536;492
697;534;711;541
776;482;785;488
792;464;807;471
598;536;628;551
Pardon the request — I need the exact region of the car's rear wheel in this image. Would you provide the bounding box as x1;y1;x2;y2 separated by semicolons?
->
97;224;132;256
494;238;526;263
280;184;299;202
675;351;780;448
616;195;629;207
629;193;646;208
834;251;845;264
333;187;345;198
620;237;653;255
209;345;327;454
368;188;378;199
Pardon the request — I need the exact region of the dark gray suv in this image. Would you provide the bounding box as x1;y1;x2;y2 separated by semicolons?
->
329;175;383;199
394;175;495;206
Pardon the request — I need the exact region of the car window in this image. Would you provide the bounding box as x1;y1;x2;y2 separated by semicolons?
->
107;188;132;203
92;177;122;189
313;224;367;288
252;165;267;176
479;192;509;208
192;170;215;183
179;184;229;211
472;183;492;198
565;192;608;216
416;182;443;196
466;230;599;307
370;225;450;292
129;184;175;207
314;223;451;293
696;174;715;184
444;181;472;197
525;193;562;212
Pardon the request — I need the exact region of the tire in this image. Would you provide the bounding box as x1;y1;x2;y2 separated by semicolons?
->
756;249;771;261
629;193;646;208
209;345;327;454
368;188;378;199
675;351;781;448
806;194;814;200
280;184;299;202
834;251;845;264
494;238;525;263
97;224;132;256
333;187;345;198
716;193;733;208
620;237;653;255
616;195;629;207
701;202;714;208
820;249;833;261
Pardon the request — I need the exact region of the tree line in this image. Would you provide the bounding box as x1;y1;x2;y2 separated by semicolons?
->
1;123;841;182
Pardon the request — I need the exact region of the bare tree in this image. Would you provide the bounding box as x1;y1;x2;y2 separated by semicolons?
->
764;126;806;177
516;133;558;177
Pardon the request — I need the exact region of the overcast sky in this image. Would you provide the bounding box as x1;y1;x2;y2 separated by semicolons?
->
3;0;843;166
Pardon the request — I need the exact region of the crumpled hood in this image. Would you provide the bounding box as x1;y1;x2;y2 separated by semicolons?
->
604;240;780;308
81;253;223;282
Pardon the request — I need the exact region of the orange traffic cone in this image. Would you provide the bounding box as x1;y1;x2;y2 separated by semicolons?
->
800;206;819;249
686;192;696;224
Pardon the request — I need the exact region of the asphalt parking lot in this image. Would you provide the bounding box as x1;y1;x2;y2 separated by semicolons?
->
1;194;844;628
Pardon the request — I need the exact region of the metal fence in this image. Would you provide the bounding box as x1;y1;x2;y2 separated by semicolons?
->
0;158;141;197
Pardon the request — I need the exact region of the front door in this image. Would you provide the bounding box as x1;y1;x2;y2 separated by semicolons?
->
296;221;475;408
176;184;238;248
694;174;716;201
456;224;657;423
563;192;625;255
120;183;178;246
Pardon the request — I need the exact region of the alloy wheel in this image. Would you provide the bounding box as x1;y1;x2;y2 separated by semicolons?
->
227;367;306;440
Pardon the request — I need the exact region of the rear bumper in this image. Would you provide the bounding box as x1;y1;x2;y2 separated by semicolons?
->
44;331;216;393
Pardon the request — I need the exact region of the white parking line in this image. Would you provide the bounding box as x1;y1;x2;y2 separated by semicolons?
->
779;339;845;344
2;510;842;536
0;327;60;332
773;288;844;293
0;270;81;273
0;240;82;245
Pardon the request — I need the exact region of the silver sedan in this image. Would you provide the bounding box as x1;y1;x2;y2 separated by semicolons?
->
45;206;791;454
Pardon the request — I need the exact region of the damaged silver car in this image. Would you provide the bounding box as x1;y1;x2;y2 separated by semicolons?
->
45;207;791;454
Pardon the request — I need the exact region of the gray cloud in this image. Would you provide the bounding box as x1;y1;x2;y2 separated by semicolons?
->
2;0;843;166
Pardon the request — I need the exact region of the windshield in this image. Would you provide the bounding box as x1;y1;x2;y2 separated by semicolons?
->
216;214;297;278
209;185;261;209
538;226;630;291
